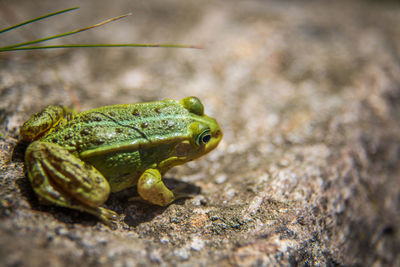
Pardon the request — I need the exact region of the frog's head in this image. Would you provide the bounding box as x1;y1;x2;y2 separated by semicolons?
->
176;97;222;161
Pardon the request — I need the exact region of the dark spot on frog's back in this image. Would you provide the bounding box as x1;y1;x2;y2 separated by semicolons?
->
132;109;140;116
115;127;123;134
108;111;116;117
141;122;149;129
80;128;90;136
154;107;161;113
91;114;102;122
94;139;105;145
81;113;102;123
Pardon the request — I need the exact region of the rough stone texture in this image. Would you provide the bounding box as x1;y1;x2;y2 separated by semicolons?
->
1;0;400;266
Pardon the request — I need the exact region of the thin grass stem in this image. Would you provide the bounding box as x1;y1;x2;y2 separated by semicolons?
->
0;44;201;52
0;7;201;52
1;13;132;50
0;7;79;34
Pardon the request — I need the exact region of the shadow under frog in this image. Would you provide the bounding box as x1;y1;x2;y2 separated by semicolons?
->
110;178;201;227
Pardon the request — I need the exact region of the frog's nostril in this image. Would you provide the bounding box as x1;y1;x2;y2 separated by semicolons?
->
215;130;221;137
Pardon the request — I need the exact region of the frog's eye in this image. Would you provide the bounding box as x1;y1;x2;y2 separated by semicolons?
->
196;129;212;146
181;97;204;116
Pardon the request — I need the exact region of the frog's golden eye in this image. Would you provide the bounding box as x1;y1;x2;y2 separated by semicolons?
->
196;129;211;146
181;97;204;116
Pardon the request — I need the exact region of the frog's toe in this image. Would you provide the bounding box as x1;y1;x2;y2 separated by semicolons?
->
96;207;119;225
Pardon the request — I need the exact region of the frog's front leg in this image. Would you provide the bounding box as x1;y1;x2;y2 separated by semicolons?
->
135;169;175;206
25;141;118;224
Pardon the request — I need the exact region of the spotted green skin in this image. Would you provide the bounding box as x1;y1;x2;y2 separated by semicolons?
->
21;97;222;224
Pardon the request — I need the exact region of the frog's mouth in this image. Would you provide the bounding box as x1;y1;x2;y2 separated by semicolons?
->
204;128;223;153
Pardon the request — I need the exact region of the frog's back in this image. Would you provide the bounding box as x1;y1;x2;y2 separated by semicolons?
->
41;99;192;153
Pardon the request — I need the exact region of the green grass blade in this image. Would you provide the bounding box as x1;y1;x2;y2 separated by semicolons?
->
0;44;201;52
0;7;200;53
1;13;131;50
0;7;79;34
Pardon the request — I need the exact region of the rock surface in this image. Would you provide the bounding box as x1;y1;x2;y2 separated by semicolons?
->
1;0;400;266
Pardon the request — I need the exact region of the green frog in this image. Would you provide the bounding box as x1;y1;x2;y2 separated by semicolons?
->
21;97;222;224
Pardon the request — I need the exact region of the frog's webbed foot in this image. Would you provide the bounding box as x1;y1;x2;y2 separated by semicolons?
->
25;141;115;224
39;196;119;225
90;207;119;226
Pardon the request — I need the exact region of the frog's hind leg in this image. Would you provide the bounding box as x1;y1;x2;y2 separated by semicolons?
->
20;105;75;142
25;141;117;224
